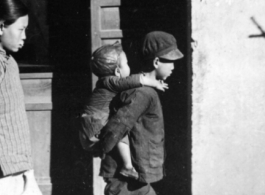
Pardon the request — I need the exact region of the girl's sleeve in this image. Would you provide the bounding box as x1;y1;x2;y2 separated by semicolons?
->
0;59;6;84
101;74;142;93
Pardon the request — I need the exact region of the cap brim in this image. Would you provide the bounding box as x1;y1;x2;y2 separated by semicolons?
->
159;49;184;61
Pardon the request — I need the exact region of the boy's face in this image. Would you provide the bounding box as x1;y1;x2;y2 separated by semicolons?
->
118;52;130;77
155;57;174;80
0;15;28;52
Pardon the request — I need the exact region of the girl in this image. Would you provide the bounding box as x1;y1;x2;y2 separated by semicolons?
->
0;0;42;194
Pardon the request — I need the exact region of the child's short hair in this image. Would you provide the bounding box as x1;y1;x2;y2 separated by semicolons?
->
91;42;123;77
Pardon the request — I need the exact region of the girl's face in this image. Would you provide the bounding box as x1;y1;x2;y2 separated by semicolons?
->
117;52;130;78
0;15;28;52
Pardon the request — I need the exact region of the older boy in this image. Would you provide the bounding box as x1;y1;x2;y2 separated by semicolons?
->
80;42;167;179
99;31;184;195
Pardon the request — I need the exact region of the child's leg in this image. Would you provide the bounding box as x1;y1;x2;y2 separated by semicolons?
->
117;140;133;169
117;135;139;179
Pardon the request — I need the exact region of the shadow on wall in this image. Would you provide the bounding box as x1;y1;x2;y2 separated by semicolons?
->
119;1;191;195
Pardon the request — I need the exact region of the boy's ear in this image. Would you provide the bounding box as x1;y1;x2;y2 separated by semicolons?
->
153;57;159;69
115;67;121;77
0;22;4;36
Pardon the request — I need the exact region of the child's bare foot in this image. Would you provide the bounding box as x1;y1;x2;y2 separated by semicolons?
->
120;167;139;180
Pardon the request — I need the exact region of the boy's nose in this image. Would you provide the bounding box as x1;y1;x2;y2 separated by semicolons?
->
171;63;174;70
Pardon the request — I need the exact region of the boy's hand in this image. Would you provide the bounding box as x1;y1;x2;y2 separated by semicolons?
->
156;80;168;92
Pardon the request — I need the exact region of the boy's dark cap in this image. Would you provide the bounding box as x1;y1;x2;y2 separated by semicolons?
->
142;31;184;61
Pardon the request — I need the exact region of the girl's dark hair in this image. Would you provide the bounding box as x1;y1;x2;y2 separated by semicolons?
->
0;0;29;26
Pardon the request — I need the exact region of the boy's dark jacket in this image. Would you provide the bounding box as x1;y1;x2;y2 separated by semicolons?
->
99;86;165;183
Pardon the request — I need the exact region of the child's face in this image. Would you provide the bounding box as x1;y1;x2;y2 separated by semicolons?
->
118;52;130;77
155;58;174;80
0;15;28;52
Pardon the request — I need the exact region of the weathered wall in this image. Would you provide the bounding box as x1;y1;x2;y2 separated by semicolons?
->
192;1;265;194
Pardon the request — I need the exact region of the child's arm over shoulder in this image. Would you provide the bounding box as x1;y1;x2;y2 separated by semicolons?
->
100;74;168;93
99;74;142;93
140;74;168;92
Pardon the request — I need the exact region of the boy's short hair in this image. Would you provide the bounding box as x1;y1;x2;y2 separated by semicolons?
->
90;42;123;77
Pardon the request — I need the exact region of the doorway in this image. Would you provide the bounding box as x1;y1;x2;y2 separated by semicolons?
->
91;0;191;194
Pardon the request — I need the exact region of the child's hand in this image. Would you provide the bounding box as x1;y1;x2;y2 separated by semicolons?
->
140;73;169;91
156;80;168;92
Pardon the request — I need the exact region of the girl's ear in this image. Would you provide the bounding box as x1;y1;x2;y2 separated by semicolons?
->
153;57;159;69
115;67;121;77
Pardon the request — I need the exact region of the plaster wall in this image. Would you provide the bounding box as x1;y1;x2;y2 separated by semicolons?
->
192;1;265;194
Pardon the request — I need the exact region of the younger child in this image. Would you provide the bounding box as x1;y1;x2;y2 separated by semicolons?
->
80;42;167;179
